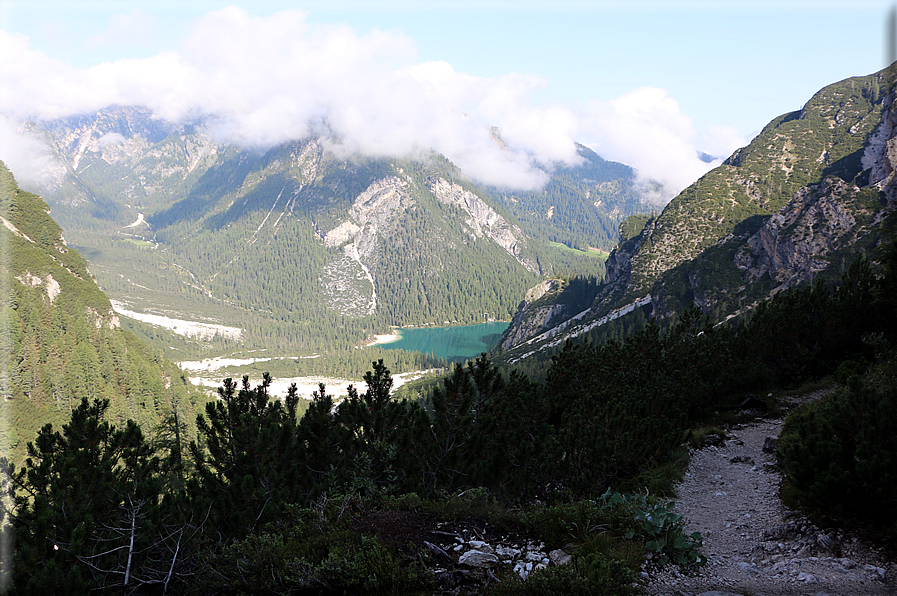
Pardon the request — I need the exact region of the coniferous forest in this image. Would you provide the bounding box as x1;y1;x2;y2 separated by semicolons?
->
3;244;896;594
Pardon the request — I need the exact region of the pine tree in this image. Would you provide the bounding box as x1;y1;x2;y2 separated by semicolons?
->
0;398;166;592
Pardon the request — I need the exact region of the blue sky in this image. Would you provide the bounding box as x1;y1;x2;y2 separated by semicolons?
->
0;1;893;195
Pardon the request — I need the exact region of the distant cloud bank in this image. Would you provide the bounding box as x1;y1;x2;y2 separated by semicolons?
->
0;7;744;197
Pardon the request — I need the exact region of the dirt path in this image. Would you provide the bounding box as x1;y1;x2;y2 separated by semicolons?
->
646;403;896;596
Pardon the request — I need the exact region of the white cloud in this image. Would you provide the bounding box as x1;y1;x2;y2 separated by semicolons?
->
0;8;740;194
698;124;748;160
579;88;745;200
98;132;126;147
0;116;61;189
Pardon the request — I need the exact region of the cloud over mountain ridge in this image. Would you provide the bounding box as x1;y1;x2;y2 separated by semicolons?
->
0;6;740;195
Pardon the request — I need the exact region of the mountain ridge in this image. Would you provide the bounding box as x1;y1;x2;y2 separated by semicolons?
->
0;161;205;462
498;64;897;362
14;109;655;371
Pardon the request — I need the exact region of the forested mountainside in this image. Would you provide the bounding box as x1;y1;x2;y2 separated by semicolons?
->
0;162;206;462
19;109;653;370
499;64;897;364
486;143;653;252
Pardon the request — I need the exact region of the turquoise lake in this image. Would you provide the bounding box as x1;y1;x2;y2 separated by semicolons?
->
378;322;510;361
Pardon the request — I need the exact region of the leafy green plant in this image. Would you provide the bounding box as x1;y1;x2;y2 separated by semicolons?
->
600;490;706;570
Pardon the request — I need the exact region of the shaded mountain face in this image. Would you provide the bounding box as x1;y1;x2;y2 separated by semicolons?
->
500;65;897;360
0;161;203;461
19;107;652;359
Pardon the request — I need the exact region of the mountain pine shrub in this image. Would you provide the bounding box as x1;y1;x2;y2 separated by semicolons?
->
778;369;897;540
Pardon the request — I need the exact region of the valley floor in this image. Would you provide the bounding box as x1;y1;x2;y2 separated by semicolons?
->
645;393;896;596
182;365;434;400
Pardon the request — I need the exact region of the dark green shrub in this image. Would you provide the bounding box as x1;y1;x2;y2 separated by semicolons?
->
193;505;434;595
778;379;897;538
833;358;870;384
489;555;638;596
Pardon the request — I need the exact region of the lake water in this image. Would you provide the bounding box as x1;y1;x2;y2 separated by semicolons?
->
378;322;510;361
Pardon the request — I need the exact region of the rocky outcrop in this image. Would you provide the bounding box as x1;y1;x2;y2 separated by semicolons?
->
321;175;415;316
15;272;61;302
324;175;414;249
426;176;538;273
291;139;323;185
734;177;883;291
497;223;655;356
505;295;651;363
863;91;897;198
496;279;563;352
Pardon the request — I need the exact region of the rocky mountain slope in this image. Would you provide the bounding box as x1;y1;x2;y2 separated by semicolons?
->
500;64;897;361
16;107;653;365
0;161;204;461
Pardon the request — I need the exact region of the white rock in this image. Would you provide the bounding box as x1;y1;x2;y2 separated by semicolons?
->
549;549;572;566
496;546;520;559
459;550;499;568
467;540;494;554
838;558;857;570
864;564;887;579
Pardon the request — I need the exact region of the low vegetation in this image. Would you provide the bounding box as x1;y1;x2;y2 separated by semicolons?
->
778;342;897;543
3;240;896;593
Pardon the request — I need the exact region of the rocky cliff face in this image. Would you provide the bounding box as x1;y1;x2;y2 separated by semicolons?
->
496;280;563;351
321;175;416;316
324;175;415;249
730;93;897;293
734;178;883;290
863;93;897;194
427;176;538;273
39;106;221;206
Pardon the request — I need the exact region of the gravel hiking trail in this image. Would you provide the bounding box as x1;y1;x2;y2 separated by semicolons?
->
645;393;896;596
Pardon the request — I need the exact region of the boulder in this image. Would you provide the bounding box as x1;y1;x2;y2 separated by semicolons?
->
495;546;520;559
467;540;494;554
459;550;499;568
549;549;571;566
